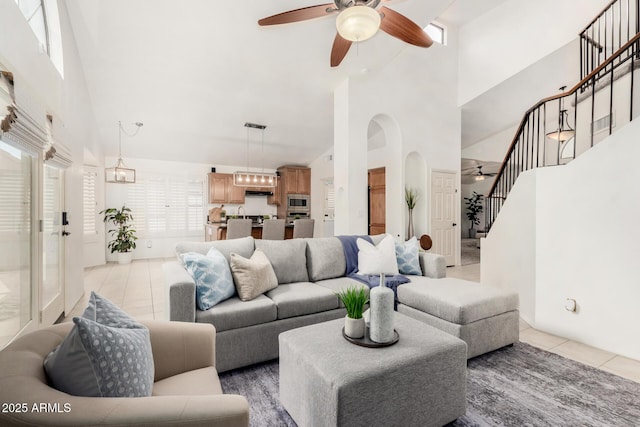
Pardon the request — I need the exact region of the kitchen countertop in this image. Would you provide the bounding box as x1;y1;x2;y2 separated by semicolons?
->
206;222;294;228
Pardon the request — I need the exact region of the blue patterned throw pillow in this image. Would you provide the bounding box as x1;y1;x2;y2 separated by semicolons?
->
182;248;236;310
395;237;422;275
72;317;154;397
44;292;154;397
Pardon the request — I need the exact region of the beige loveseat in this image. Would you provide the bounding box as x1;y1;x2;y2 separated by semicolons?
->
0;320;249;427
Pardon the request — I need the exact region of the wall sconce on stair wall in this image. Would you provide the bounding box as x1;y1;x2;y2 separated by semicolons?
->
105;121;143;183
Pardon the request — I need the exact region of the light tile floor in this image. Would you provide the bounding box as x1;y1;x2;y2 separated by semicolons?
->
69;260;640;384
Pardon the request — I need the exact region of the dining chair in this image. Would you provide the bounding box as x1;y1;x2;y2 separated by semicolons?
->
261;219;286;240
292;218;315;239
226;218;252;239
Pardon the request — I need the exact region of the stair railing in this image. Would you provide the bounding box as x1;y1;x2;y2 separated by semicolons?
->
580;0;639;85
486;31;640;232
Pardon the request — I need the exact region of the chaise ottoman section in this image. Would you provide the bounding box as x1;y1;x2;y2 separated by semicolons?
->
397;277;519;358
279;313;467;427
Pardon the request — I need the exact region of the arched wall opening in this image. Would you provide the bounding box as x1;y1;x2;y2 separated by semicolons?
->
366;114;403;240
404;151;428;239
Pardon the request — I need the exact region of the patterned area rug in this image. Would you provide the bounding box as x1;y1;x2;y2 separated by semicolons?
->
219;342;640;427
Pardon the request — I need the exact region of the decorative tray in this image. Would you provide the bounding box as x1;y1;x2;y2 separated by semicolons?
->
342;327;399;348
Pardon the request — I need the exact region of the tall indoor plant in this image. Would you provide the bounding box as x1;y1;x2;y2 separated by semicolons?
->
464;191;484;238
405;187;419;240
101;205;137;264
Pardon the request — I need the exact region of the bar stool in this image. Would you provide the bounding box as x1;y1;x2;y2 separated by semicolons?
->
261;219;286;240
226;219;252;239
292;218;315;239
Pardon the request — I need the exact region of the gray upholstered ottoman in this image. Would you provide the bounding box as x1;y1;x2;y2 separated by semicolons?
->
279;313;467;427
397;277;519;358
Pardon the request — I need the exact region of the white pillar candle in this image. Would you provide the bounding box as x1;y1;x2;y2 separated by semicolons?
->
369;273;394;343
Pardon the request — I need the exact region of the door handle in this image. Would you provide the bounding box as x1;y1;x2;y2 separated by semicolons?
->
452;223;457;227
62;231;71;236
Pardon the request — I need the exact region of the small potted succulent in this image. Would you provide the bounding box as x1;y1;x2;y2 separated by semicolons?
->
336;287;369;339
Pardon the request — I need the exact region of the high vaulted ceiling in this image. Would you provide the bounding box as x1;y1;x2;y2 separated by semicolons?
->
65;0;511;169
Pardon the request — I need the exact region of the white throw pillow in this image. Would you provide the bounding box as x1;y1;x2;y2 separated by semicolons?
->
356;235;399;275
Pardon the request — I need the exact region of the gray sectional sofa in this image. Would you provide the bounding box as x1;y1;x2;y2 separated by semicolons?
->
163;235;519;373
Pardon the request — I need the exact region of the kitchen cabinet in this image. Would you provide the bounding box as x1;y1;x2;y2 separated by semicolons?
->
208;173;246;204
268;178;280;206
278;166;311;195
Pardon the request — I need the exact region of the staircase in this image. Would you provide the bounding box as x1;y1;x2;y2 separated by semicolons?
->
485;0;640;231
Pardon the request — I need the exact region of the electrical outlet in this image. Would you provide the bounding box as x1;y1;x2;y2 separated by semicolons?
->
146;240;152;248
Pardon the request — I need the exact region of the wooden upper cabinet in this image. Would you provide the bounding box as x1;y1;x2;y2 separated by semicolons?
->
208;173;245;204
227;175;246;204
268;178;280;206
209;173;229;204
278;166;311;195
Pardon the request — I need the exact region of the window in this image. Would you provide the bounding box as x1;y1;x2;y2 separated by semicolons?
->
425;22;446;45
14;0;49;54
83;168;97;240
14;0;64;76
125;175;204;237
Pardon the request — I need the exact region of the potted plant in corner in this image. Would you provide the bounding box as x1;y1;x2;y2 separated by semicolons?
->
464;191;484;238
336;287;369;339
101;205;138;264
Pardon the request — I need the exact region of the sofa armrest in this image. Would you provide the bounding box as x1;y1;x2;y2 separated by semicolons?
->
418;252;447;278
163;261;196;322
142;320;216;381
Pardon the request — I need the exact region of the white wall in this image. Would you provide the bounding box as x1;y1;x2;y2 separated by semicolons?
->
482;118;640;360
462;125;516;162
458;0;611;105
333;29;462;242
0;1;100;314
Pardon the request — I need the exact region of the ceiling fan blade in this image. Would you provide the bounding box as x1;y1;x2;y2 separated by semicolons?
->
331;33;352;67
379;6;433;48
258;4;335;26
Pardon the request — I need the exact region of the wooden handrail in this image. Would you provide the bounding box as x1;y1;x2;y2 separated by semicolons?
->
580;0;619;34
488;31;640;196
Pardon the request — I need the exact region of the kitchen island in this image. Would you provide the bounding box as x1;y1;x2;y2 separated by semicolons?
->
205;222;294;241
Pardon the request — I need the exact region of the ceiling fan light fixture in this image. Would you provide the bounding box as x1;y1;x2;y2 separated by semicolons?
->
474;175;486;181
336;5;381;42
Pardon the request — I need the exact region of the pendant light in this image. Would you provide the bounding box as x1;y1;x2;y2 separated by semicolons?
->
546;86;575;142
105;121;142;183
233;122;277;187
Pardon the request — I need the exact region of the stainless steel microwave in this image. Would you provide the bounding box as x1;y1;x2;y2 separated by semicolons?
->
287;194;310;211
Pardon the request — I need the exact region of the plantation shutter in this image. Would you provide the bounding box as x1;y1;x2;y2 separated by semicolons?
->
83;168;97;237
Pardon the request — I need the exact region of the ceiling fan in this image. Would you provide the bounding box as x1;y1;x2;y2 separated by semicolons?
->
258;0;433;67
464;165;498;182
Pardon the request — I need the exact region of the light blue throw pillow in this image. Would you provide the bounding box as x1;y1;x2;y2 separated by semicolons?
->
182;248;236;310
43;292;154;397
395;237;422;275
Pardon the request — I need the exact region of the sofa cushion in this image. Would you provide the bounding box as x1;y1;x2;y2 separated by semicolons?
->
357;235;399;275
181;249;235;310
397;277;519;325
395;237;422;275
305;237;347;282
266;282;339;319
175;236;255;266
255;239;309;284
313;277;370;308
152;366;222;396
229;249;278;301
195;294;277;332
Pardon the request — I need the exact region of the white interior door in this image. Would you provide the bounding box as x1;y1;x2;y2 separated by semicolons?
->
41;164;64;325
431;170;457;266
